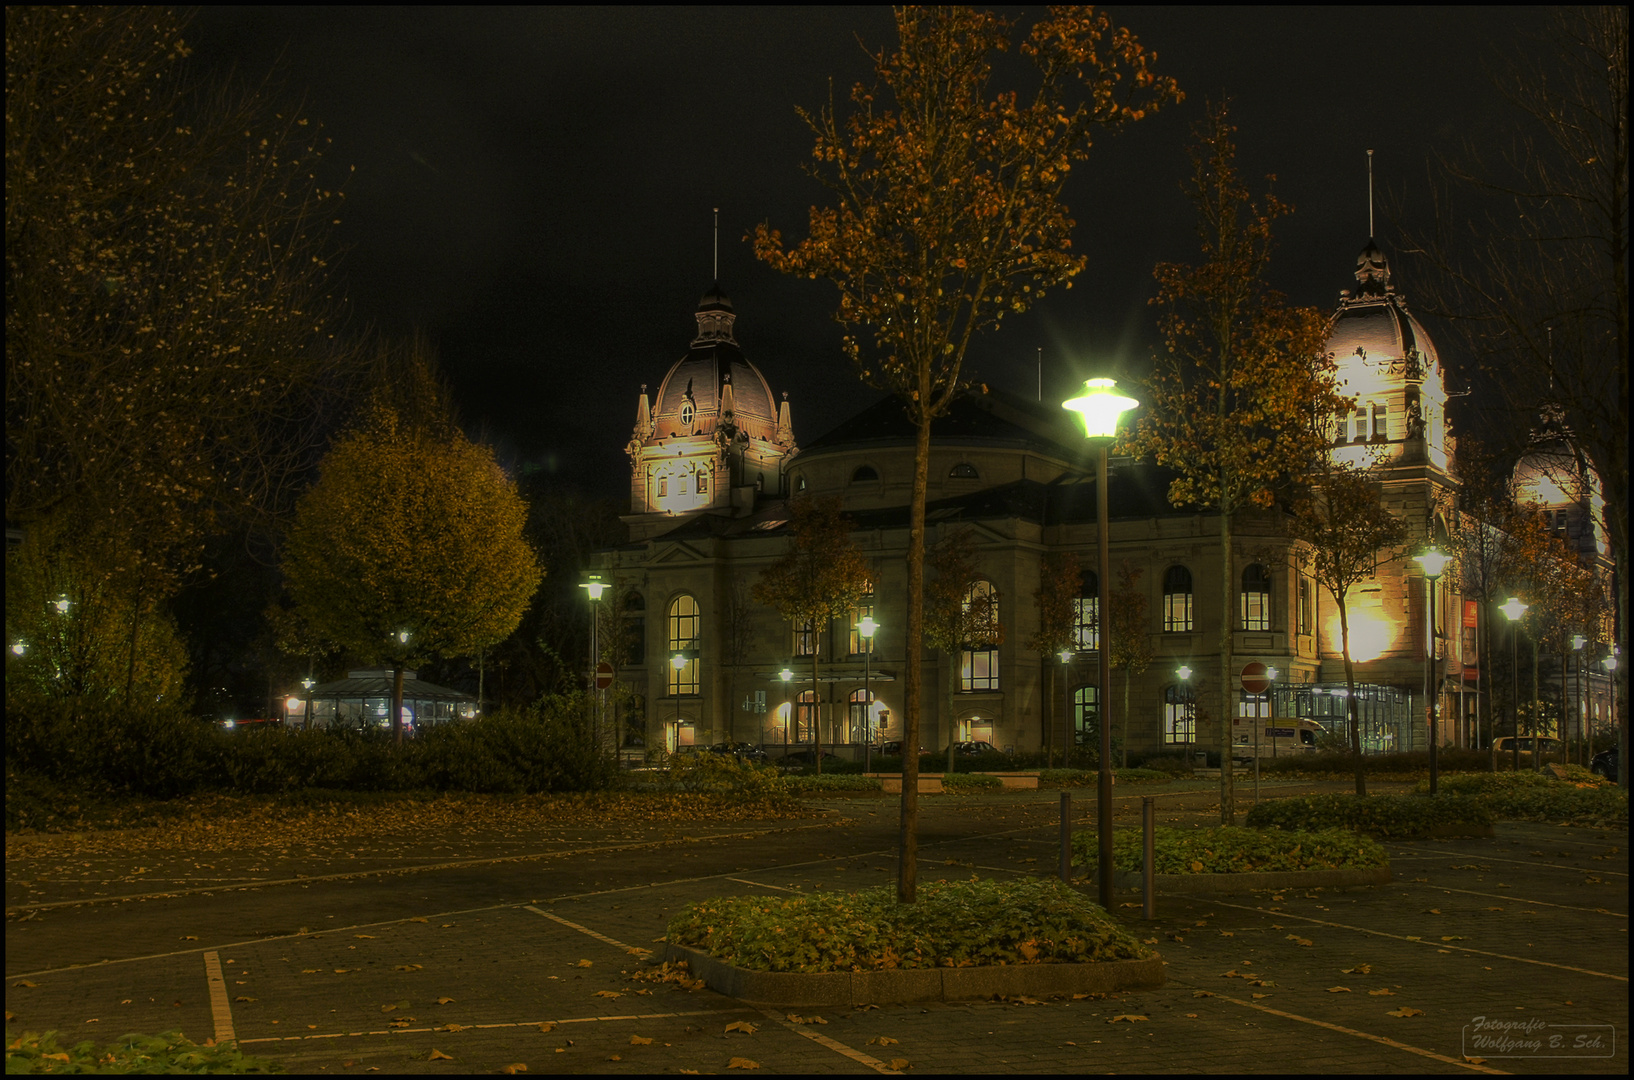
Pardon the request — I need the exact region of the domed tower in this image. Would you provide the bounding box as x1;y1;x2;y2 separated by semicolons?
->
1325;239;1454;475
624;284;796;540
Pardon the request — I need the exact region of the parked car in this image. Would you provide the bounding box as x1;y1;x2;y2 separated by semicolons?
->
705;741;769;764
776;749;842;769
1590;748;1619;782
953;740;1005;756
878;741;923;757
1491;736;1563;756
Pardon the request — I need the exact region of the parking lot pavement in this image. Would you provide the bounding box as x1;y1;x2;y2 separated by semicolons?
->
6;788;1627;1073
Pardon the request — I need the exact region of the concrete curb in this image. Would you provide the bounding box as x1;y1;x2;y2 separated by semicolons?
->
1108;864;1392;893
662;944;1164;1006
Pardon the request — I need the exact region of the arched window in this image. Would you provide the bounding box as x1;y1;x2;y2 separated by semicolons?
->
960;580;1000;691
1073;685;1099;747
796;475;807;492
1074;570;1099;651
667;595;700;695
622;591;646;666
949;462;980;479
796;689;818;743
851;465;879;483
1164;684;1196;743
849;688;876;742
1163;566;1194;632
1240;563;1272;631
679;401;695;428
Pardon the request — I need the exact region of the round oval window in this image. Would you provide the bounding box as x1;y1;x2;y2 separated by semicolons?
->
680;402;694;426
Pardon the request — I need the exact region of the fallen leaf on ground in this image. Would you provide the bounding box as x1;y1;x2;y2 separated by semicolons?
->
394;964;423;972
1251;993;1268;999
234;997;256;1003
1368;989;1395;996
301;969;320;974
867;1036;898;1046
438;1023;470;1033
355;935;375;939
594;990;623;999
1192;991;1214;998
380;1004;397;1012
575;960;593;968
537;1022;556;1033
501;1066;527;1075
888;1060;910;1072
725;1021;757;1034
630;1036;652;1045
1326;987;1350;993
1220;931;1234;937
1108;1015;1148;1023
1441;936;1466;942
13;981;38;989
607;1055;621;1061
1341;965;1372;975
1286;935;1313;947
1387;1007;1425;1018
428;1049;453;1060
409;917;428;923
728;1058;760;1070
437;997;455;1005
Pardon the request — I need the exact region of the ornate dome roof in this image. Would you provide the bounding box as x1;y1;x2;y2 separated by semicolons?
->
648;283;776;437
1328;240;1441;374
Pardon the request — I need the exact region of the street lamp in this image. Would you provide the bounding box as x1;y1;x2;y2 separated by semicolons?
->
671;652;688;754
1058;648;1074;769
1572;634;1587;766
1500;597;1528;774
1064;377;1138;910
859;616;879;774
10;641;25;657
1414;546;1451;794
581;576;608;750
779;666;794;759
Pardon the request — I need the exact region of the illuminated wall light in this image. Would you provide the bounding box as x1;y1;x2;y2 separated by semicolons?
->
1325;604;1393;663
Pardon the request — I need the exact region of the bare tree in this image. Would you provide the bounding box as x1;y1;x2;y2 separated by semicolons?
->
1404;8;1628;786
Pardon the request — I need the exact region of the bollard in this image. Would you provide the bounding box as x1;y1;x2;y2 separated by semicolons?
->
1060;791;1072;883
1142;796;1156;920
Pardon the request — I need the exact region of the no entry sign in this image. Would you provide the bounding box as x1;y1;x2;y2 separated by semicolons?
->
1239;661;1270;694
595;661;614;690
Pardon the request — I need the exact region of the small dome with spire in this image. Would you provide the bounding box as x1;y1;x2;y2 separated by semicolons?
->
1354;238;1391;295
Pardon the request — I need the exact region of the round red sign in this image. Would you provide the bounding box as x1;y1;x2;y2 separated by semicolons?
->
595;661;614;690
1239;661;1270;694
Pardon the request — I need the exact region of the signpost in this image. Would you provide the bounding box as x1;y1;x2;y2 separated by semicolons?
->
595;662;614;691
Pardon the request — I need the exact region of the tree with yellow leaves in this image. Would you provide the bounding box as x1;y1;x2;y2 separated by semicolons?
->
1124;102;1343;823
282;401;540;741
753;4;1179;902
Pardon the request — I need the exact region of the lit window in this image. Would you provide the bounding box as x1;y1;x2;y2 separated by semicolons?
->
657;477;667;498
795;689;817;742
949;462;980;479
961;579;1000;691
1073;685;1099;747
849;688;876;741
1241;563;1271;631
848;581;875;654
667;595;700;694
961;647;999;692
1074;570;1099;651
696;470;708;494
1238;690;1269;719
794;624;815;657
1164;684;1196;743
1163;566;1193;632
1353;410;1368;443
680;401;695;427
1371;403;1388;439
1298;577;1312;636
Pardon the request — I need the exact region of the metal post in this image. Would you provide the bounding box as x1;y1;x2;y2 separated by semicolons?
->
863;634;872;776
1142;796;1156;920
1095;439;1115;910
1512;625;1521;774
1059;791;1072;883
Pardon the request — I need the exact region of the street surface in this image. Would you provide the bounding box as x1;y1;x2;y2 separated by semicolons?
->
6;781;1627;1074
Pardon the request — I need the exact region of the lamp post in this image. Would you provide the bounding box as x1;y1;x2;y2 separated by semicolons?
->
780;666;794;761
1058;648;1074;767
1064;378;1138;910
1606;651;1621;787
1414;547;1451;794
1500;597;1528;773
301;676;316;732
671;652;687;754
1571;634;1586;767
580;575;608;749
858;616;879;775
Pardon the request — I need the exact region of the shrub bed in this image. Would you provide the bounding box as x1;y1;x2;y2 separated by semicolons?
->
1071;825;1387;875
1040;768;1172;788
1417;771;1628;827
785;774;883;794
3;1028;282;1073
1256;748;1498;780
1244;792;1493;838
666;877;1155;974
943;772;1003;791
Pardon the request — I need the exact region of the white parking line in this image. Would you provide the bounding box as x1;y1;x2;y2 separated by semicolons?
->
759;1007;896;1074
523;905;651;955
202;951;235;1045
1193;897;1628;981
1390;844;1629;877
1395;882;1627;917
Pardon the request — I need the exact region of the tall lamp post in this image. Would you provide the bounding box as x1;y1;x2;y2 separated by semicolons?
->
779;666;794;761
1065;377;1138;910
1607;651;1622;788
858;617;879;775
580;575;608;749
1414;547;1451;794
1500;597;1528;774
670;652;687;754
1058;648;1075;767
1571;634;1586;766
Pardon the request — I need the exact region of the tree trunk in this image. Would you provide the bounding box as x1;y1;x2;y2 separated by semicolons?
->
898;408;931;904
1044;662;1054;768
811;617;822;775
1122;663;1132;769
391;665;405;744
1338;599;1366;797
1218;504;1235;823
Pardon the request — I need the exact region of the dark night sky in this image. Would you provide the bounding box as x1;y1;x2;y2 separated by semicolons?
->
187;6;1545;493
